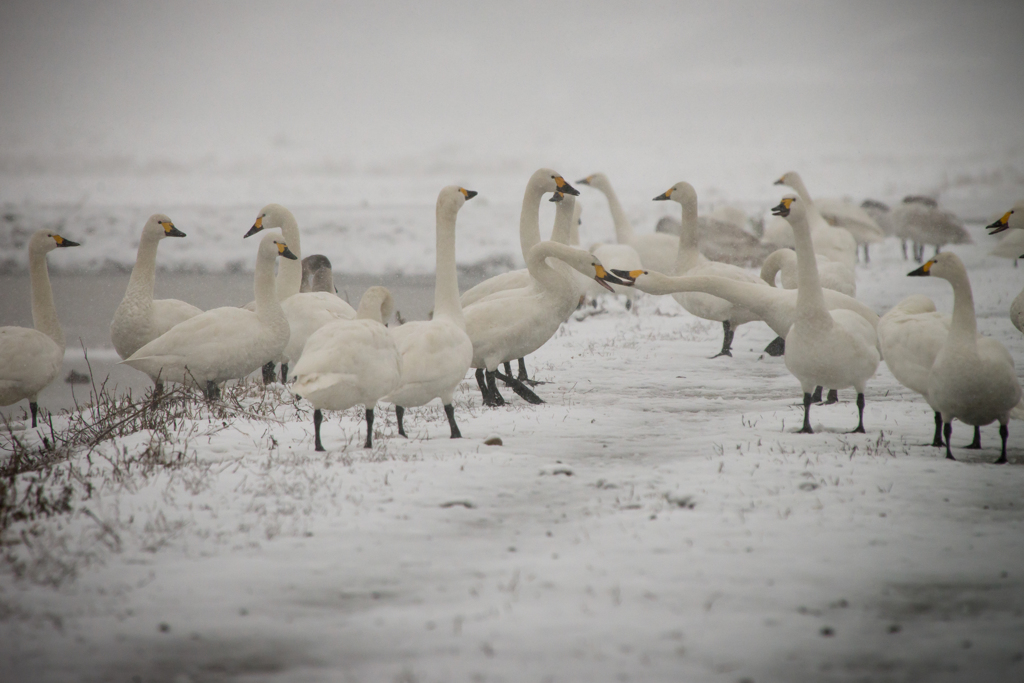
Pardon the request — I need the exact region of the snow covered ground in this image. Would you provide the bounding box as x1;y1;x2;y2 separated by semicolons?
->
2;229;1024;682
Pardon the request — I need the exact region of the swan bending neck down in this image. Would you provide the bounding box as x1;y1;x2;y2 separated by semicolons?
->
111;214;203;361
385;186;477;439
760;247;855;298
773;195;879;434
123;234;296;400
463;239;629;407
0;230;79;426
291;286;402;450
908;253;1022;463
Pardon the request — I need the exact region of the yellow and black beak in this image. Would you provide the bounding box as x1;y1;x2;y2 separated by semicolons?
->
549;191;565;203
986;210;1013;235
773;175;786;186
771;198;794;217
594;264;634;291
162;221;186;238
53;234;80;248
907;260;934;277
610;269;645;284
459;188;478;200
555;176;579;196
653;187;674;201
277;242;298;260
576;175;594;186
244;215;264;238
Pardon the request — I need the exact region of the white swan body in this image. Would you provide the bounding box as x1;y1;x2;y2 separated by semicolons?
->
579;172;679;274
909;253;1021;462
0;230;79;426
385;186;476;438
464;241;623;372
460;174;580;308
760;248;856;297
774;195;879;432
123;234;295;394
860;199;897;236
893;198;970;252
878;295;949;401
654;181;768;356
774;172;858;269
111;214;203;360
625;271;878;342
291;286;402;450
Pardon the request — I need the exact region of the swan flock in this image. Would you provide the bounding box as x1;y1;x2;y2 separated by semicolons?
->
2;169;1021;463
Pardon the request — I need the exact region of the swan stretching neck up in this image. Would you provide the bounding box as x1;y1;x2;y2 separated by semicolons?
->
111;214;203;361
774;171;858;269
0;230;80;426
908;253;1021;463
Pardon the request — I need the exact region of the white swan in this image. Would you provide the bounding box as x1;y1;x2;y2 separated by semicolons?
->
110;214;203;361
244;204;356;382
893;196;971;263
815;197;886;244
985;204;1024;334
860;199;897;236
291;286;402;451
578;172;679;274
773;172;858;269
0;230;80;426
760;248;856;297
300;254;337;293
123;233;296;400
909;253;1022;463
986;200;1024;236
463;240;628;405
772;195;880;433
385;186;476;439
654;181;768;357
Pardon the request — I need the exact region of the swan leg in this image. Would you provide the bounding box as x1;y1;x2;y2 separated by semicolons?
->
30;401;38;428
995;424;1008;464
204;381;220;401
863;243;870;264
901;240;908;260
396;405;407;438
261;361;276;384
518;358;529;382
931;411;944;447
965;425;982;449
944;422;955;460
313;409;325;452
811;386;823;403
280;362;289;385
475;368;490;402
444;403;462;439
503;362;514;380
933;244;941;257
502;375;545;404
711;321;733;358
848;393;866;433
764;336;786;357
824;389;839;405
364;408;374;449
484;371;506;407
798;393;814;434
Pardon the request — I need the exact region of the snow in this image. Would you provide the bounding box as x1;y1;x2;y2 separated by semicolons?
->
3;232;1024;681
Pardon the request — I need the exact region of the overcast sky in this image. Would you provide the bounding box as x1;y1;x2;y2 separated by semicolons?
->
1;0;1022;176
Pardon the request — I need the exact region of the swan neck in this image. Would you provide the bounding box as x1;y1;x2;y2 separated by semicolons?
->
790;213;830;323
29;245;64;348
525;242;571;292
123;235;160;308
601;183;634;243
550;199;574;245
673;202;701;273
519;183;545;258
434;202;464;326
255;250;286;326
759;251;783;287
947;269;978;345
275;214;302;300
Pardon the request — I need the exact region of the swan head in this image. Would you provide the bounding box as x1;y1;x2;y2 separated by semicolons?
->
576;173;608;192
987;201;1024;235
530;168;579;197
907;251;965;281
245;203;294;238
773;171;801;188
144;213;186;240
437;185;478;215
357;286;394;323
771;195;804;219
652;182;697;211
259;233;298;261
29;228;80;256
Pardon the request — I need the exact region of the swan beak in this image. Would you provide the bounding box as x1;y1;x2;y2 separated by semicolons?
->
773;176;786;186
550;191;564;203
554;176;580;196
653;188;674;201
244;215;264;238
594;264;633;291
54;235;80;247
278;243;299;260
907;260;933;276
986;211;1012;234
460;188;478;200
164;223;187;238
771;198;793;217
610;269;645;284
576;176;593;186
